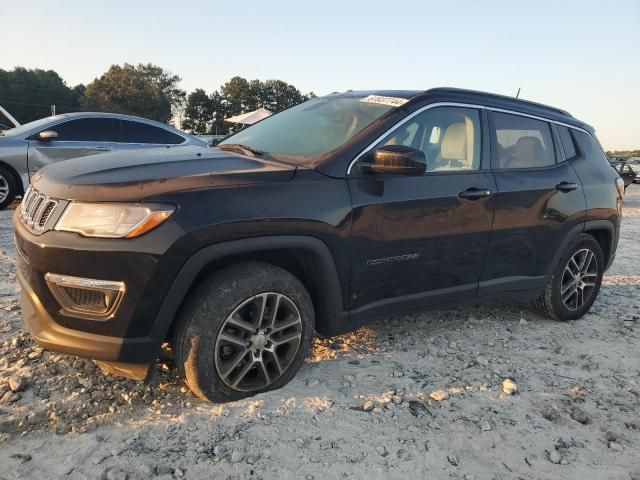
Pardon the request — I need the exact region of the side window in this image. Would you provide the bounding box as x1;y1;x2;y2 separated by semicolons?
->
39;118;116;142
572;130;609;165
377;106;481;172
119;121;184;145
557;125;577;160
492;113;555;169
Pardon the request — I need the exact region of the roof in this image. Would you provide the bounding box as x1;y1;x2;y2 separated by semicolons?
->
328;90;423;99
47;111;169;123
420;87;592;132
329;88;592;132
425;87;572;115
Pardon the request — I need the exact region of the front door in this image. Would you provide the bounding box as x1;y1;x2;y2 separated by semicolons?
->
27;118;117;177
348;106;495;320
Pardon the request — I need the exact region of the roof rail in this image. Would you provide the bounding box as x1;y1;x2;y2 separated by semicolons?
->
424;88;573;118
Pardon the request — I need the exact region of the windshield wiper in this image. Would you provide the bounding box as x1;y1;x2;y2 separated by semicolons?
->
217;143;265;157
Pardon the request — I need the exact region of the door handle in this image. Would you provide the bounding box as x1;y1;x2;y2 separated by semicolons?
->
458;188;492;200
555;182;578;193
90;146;110;151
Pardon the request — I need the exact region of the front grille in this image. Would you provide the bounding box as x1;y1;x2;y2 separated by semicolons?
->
38;201;56;228
20;186;59;233
62;286;106;308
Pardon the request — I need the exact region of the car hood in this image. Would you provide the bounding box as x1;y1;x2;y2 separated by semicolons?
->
31;146;297;201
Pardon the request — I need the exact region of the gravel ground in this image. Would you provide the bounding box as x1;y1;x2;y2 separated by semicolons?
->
0;188;639;480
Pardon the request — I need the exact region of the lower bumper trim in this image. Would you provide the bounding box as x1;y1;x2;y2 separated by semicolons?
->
95;360;152;381
18;267;159;367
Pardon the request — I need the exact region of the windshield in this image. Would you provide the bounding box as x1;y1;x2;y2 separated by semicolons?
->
0;115;60;137
219;96;396;162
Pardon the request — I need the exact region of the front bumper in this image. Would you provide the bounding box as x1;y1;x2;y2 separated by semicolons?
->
19;275;152;380
13;209;190;379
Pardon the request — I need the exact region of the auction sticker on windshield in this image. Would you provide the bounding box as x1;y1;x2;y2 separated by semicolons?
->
360;95;408;107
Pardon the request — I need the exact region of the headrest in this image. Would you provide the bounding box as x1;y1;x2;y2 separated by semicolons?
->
440;123;467;161
513;136;543;164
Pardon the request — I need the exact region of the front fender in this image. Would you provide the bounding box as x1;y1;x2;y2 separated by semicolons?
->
145;235;348;359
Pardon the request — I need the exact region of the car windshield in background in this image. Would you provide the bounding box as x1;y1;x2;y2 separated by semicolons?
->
219;96;398;162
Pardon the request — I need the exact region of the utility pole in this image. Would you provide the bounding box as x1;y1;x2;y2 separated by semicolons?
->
51;105;56;116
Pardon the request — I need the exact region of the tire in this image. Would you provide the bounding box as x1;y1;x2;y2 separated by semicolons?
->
173;262;315;402
0;165;18;209
534;233;604;321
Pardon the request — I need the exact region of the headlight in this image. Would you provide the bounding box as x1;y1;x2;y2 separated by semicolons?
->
55;203;175;238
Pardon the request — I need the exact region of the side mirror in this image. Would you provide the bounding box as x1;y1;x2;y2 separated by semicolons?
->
362;145;426;176
37;130;58;141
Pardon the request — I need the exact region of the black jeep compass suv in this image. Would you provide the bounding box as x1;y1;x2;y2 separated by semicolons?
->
14;88;623;402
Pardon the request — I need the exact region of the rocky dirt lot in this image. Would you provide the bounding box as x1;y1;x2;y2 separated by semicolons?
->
0;189;639;480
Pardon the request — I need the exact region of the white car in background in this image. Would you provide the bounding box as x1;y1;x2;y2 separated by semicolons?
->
0;112;206;208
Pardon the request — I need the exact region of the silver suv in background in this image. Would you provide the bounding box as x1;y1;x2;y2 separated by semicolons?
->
0;112;206;208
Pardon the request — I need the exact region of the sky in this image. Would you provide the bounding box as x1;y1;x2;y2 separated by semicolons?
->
1;0;639;150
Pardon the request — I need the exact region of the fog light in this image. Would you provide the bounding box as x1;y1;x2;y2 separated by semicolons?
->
45;273;125;320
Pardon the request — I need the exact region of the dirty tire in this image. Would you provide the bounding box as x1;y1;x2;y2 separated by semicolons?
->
173;262;315;402
534;233;604;321
0;165;18;209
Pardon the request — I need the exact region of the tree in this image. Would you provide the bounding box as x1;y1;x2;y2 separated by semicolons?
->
0;67;82;123
80;63;185;123
181;89;214;134
181;77;313;135
219;76;252;118
218;77;310;117
260;79;307;112
607;150;640;158
209;92;227;135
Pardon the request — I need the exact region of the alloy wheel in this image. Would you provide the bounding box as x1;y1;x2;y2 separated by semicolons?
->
214;292;303;391
560;248;598;311
0;175;8;203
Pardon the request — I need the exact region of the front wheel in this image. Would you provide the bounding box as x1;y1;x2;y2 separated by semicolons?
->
534;233;604;321
0;165;18;209
173;262;315;402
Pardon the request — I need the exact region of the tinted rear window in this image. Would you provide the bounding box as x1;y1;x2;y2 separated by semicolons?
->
557;126;577;160
492;112;556;169
119;121;184;144
40;118;116;142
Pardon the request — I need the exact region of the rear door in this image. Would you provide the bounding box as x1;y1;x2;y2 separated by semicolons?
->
348;106;496;320
479;111;586;295
27;118;117;177
115;120;186;151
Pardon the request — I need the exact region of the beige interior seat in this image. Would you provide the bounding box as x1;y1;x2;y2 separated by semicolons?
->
510;136;544;168
433;119;475;170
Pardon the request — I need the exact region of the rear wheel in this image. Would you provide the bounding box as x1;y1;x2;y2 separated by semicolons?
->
534;233;604;321
173;262;315;402
0;165;18;209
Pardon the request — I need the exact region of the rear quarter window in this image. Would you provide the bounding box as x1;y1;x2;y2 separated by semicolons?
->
572;130;609;165
119;121;184;144
557;126;578;160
